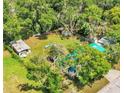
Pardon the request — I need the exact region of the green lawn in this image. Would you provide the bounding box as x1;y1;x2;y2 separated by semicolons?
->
79;78;109;93
3;56;41;93
64;78;109;93
25;34;80;56
3;57;27;81
4;56;25;93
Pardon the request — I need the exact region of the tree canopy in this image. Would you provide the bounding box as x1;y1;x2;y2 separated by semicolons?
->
24;56;63;93
4;0;120;44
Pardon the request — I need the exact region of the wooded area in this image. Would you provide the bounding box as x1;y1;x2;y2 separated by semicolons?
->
4;0;120;44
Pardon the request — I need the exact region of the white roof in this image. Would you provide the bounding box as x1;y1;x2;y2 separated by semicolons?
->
11;40;30;53
98;38;110;45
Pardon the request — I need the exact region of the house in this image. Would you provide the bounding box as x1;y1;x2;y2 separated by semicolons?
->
98;37;110;46
10;40;31;57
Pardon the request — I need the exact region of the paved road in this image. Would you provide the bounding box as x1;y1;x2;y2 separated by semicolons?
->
97;69;120;93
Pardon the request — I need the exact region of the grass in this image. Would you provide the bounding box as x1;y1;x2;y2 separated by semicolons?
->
25;34;80;56
64;78;109;93
3;56;26;93
79;78;109;93
3;57;26;81
3;55;41;93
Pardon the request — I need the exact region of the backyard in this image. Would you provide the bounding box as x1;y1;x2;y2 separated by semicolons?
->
4;34;111;93
4;34;80;93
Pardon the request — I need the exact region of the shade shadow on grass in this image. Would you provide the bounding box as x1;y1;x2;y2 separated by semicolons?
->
17;83;52;93
36;34;48;40
17;83;42;92
72;76;104;91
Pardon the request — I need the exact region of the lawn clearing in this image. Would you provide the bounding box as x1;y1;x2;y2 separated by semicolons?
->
3;55;41;93
3;56;26;93
64;77;109;93
79;78;109;93
25;34;80;56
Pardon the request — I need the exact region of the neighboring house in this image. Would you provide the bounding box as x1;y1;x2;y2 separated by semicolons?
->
98;37;116;46
98;37;110;46
10;40;31;57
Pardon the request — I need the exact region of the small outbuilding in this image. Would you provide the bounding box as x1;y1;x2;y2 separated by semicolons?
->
10;40;31;57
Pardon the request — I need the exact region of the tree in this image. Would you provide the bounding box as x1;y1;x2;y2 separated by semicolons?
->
78;46;111;85
4;0;120;44
106;43;120;65
103;6;120;24
96;0;120;10
38;8;58;33
47;44;66;63
17;0;58;34
46;0;63;12
105;24;120;43
16;0;34;39
24;55;63;93
77;5;103;37
58;4;79;34
67;44;111;85
78;22;91;37
3;0;22;43
83;5;103;24
4;0;58;43
4;15;22;43
44;70;63;93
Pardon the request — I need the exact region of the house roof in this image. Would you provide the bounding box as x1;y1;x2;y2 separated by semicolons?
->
11;40;30;53
98;37;110;45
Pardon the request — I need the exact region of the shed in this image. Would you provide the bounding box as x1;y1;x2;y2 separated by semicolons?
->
10;40;31;57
